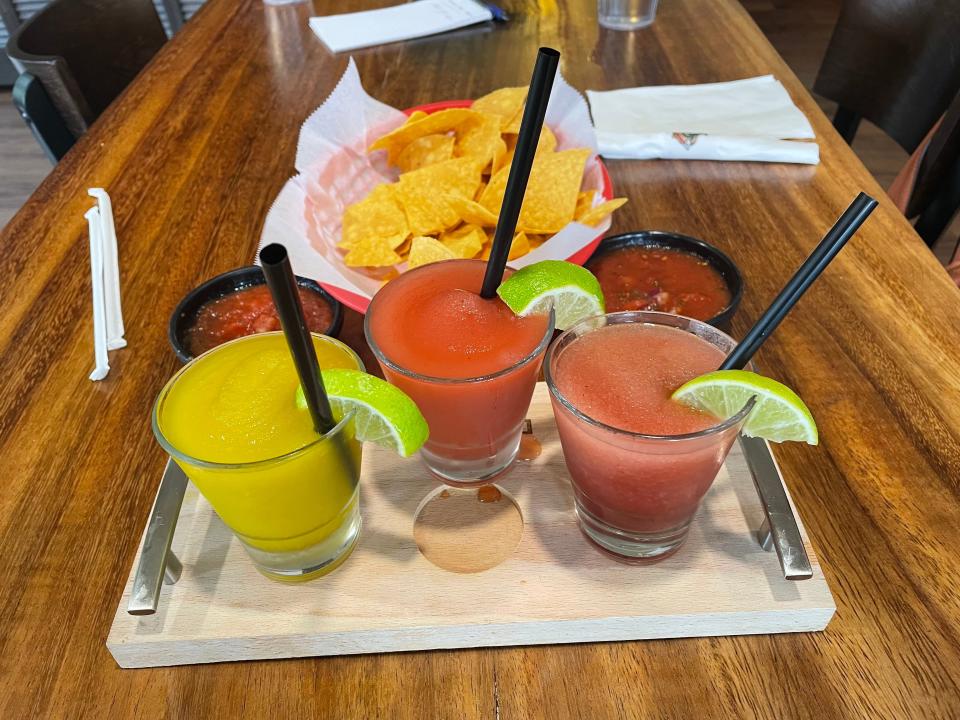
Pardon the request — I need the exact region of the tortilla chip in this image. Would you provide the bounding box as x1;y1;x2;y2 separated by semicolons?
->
454;113;505;171
445;194;498;226
396;157;485;235
477;230;530;261
508;232;530;260
399;156;484;198
503;103;526;134
407;236;457;268
577;197;628;227
370;109;479;164
537;125;558;154
493;148;514;175
440;223;485;258
394;236;412;257
340;184;409;249
493;126;558;173
480;148;591;234
343;238;403;267
396;134;455;173
471;87;527;130
397;191;460;237
574;190;596;220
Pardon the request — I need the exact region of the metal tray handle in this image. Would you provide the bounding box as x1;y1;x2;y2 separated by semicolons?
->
127;459;188;615
740;435;813;580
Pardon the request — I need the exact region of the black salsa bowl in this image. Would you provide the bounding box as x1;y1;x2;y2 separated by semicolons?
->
168;265;344;363
585;230;744;330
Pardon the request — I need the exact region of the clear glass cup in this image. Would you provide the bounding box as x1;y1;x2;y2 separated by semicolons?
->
365;261;555;486
544;312;754;561
153;333;364;582
598;0;660;30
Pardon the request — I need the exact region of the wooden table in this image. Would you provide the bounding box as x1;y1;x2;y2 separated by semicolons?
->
2;0;959;717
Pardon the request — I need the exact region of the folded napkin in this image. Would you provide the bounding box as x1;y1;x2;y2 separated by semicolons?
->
587;75;819;164
309;0;493;53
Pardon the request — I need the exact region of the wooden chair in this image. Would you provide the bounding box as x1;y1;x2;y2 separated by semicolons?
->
6;0;167;151
814;0;960;152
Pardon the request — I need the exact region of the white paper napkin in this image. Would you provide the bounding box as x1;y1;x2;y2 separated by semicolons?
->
587;75;819;164
309;0;493;53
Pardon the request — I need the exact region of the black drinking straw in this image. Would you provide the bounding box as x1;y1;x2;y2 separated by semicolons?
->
720;192;878;371
479;47;561;299
259;243;336;434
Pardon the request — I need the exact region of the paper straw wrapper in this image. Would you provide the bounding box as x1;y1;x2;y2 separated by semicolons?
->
89;188;126;350
85;188;126;381
259;59;612;302
86;207;110;381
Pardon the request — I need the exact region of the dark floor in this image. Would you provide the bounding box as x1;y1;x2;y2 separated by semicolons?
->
0;0;954;259
0;88;49;228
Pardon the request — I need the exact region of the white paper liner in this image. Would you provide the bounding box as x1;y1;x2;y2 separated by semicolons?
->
259;59;612;302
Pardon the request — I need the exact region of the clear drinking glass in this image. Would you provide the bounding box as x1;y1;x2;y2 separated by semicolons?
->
366;317;554;486
153;333;364;582
365;262;555;486
545;312;754;561
598;0;660;30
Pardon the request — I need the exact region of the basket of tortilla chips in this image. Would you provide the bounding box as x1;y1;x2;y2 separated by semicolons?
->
260;60;626;313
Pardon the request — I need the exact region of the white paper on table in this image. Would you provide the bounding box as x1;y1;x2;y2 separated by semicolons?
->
587;75;819;165
309;0;493;54
259;59;612;302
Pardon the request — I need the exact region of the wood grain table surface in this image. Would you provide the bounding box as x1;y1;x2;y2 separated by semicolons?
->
2;0;959;717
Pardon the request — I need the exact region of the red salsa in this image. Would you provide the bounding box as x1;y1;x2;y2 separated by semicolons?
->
589;246;732;320
185;284;334;357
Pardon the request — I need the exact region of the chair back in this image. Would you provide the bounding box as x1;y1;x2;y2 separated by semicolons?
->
814;0;960;153
887;91;960;247
12;72;75;162
908;93;960;219
6;0;166;138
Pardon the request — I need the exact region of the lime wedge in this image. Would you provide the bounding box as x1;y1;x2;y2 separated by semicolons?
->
296;369;428;457
496;260;605;330
671;370;818;445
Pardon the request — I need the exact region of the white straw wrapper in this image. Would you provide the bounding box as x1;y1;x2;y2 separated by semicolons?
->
88;188;126;349
85;207;110;381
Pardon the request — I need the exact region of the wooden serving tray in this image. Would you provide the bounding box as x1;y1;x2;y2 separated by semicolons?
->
108;384;834;668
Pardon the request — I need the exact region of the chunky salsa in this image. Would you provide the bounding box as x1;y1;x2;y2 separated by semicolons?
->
589;246;732;320
185;284;334;357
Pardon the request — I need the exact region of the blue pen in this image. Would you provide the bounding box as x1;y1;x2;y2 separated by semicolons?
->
481;2;509;22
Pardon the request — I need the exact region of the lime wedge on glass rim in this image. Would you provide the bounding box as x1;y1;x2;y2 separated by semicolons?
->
672;370;819;445
496;260;605;330
296;369;428;457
